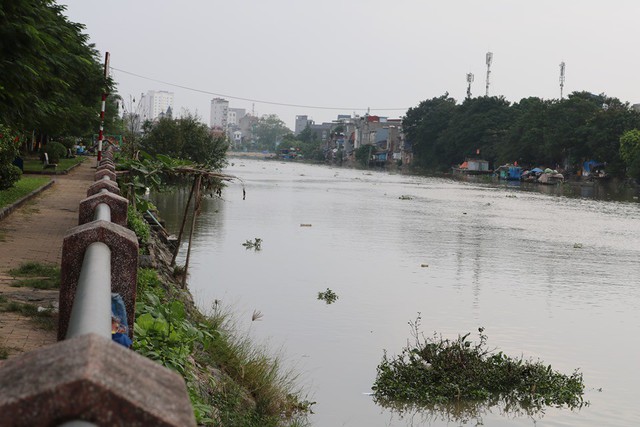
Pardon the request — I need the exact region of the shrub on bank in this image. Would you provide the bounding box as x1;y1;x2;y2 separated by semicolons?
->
134;257;313;425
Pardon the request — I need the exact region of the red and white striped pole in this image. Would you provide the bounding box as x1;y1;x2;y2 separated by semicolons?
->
97;92;106;162
97;52;110;162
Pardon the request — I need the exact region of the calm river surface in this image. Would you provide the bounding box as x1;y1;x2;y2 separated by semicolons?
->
153;158;640;426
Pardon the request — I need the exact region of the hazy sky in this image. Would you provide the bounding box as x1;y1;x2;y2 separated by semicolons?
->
59;0;640;130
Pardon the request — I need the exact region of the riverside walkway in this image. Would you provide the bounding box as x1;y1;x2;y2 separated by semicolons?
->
0;159;96;357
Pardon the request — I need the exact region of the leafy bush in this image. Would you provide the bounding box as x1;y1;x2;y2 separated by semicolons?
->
40;141;67;164
0;164;22;190
127;205;150;245
0;124;22;189
372;315;586;417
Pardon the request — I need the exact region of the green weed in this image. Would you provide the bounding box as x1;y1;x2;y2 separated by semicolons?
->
8;261;60;289
0;300;57;331
372;314;586;422
127;205;150;245
317;288;339;304
9;261;59;278
242;238;262;250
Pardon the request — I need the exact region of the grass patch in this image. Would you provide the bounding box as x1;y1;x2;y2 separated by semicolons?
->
9;261;59;278
10;277;59;289
0;176;50;209
22;156;85;173
0;300;57;331
372;315;586;422
0;345;8;360
8;262;60;289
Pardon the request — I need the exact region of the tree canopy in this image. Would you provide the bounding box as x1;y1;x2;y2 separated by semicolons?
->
254;114;292;151
140;113;228;170
404;92;640;177
0;0;118;138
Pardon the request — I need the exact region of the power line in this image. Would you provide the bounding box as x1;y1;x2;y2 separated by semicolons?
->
110;67;409;112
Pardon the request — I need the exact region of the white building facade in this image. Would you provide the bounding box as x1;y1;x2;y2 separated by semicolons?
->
140;90;174;121
210;98;229;129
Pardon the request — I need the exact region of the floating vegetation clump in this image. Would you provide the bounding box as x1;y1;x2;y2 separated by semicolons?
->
317;288;339;304
372;315;586;421
242;238;262;251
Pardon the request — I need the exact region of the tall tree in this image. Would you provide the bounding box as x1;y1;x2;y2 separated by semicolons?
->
403;94;457;171
499;97;548;167
438;96;513;167
254;114;291;151
141;114;228;169
0;0;113;139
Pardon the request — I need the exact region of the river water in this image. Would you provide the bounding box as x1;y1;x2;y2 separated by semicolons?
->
153;158;640;427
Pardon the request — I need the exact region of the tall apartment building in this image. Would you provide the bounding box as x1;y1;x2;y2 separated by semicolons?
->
139;90;174;121
210;98;229;129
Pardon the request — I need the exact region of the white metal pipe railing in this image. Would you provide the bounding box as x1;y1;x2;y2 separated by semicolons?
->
65;241;112;339
94;202;111;222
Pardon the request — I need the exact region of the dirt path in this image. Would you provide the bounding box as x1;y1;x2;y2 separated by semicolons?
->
0;160;96;357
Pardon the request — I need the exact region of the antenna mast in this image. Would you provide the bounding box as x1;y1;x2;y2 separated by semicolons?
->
466;73;474;99
559;61;566;99
485;52;493;97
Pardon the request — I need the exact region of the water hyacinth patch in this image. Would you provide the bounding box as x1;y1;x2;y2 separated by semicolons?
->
372;315;587;422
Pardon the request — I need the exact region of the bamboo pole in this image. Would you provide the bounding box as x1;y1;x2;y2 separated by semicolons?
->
182;174;201;289
171;177;198;266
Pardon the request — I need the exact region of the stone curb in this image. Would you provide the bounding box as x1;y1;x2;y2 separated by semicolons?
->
0;180;54;223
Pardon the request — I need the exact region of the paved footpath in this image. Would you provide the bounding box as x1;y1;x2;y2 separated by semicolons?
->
0;160;96;358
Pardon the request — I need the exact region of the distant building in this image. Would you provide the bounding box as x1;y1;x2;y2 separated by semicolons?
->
295;115;313;135
140;90;174;121
210;98;229;129
228;108;246;127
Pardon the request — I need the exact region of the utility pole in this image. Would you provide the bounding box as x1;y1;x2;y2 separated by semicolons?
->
485;52;493;97
97;52;110;162
559;61;566;99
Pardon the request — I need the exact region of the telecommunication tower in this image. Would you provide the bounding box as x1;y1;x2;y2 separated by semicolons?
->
466;73;474;99
485;52;493;97
559;62;566;99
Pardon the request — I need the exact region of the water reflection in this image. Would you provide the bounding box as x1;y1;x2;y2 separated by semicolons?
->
376;396;586;427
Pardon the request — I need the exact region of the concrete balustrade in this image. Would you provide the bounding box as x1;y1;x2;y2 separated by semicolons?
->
0;149;197;426
94;168;116;181
86;176;120;197
78;190;128;226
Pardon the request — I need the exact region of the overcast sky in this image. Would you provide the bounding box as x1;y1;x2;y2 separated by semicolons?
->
58;0;640;130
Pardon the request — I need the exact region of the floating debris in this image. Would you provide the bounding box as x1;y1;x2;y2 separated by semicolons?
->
573;243;583;249
420;264;429;268
398;195;413;200
318;288;339;304
242;238;262;250
300;224;312;227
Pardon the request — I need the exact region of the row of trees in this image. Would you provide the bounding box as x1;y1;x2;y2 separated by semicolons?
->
0;0;121;139
0;0;122;188
404;92;640;178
